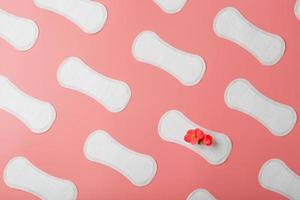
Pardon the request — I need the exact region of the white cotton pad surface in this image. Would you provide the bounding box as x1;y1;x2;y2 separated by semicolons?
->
0;8;38;51
214;7;285;66
158;110;232;165
187;189;216;200
132;31;205;86
33;0;107;34
295;0;300;20
57;57;131;112
225;79;297;136
153;0;187;14
0;75;56;133
84;130;157;187
3;157;78;200
259;159;300;200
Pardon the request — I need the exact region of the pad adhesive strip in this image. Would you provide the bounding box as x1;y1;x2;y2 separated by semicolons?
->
225;79;297;136
187;189;216;200
153;0;187;14
3;157;77;200
0;8;38;51
295;0;300;20
0;76;56;133
84;130;157;187
158;110;232;165
214;7;285;66
132;31;205;86
259;159;300;200
33;0;107;34
57;57;131;112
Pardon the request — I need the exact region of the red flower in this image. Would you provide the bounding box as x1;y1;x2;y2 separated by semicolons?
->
184;128;213;146
202;134;213;146
184;128;204;145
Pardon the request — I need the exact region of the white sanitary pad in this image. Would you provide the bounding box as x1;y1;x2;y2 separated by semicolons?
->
84;130;157;187
33;0;107;34
214;7;285;66
153;0;187;14
259;159;300;200
0;8;38;51
57;57;131;112
132;31;205;86
187;189;216;200
295;0;300;20
0;76;56;133
225;79;297;136
158;110;232;165
3;157;77;200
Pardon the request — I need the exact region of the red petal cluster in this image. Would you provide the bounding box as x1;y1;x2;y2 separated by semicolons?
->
184;128;213;146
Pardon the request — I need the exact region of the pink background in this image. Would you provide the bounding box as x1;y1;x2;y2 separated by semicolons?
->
0;0;300;199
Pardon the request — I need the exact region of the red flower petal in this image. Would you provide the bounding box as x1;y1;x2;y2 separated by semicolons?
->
195;128;205;141
202;134;213;146
184;134;191;142
184;129;195;143
190;138;198;145
186;129;195;136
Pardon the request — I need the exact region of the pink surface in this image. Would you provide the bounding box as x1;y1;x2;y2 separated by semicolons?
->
0;0;299;199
